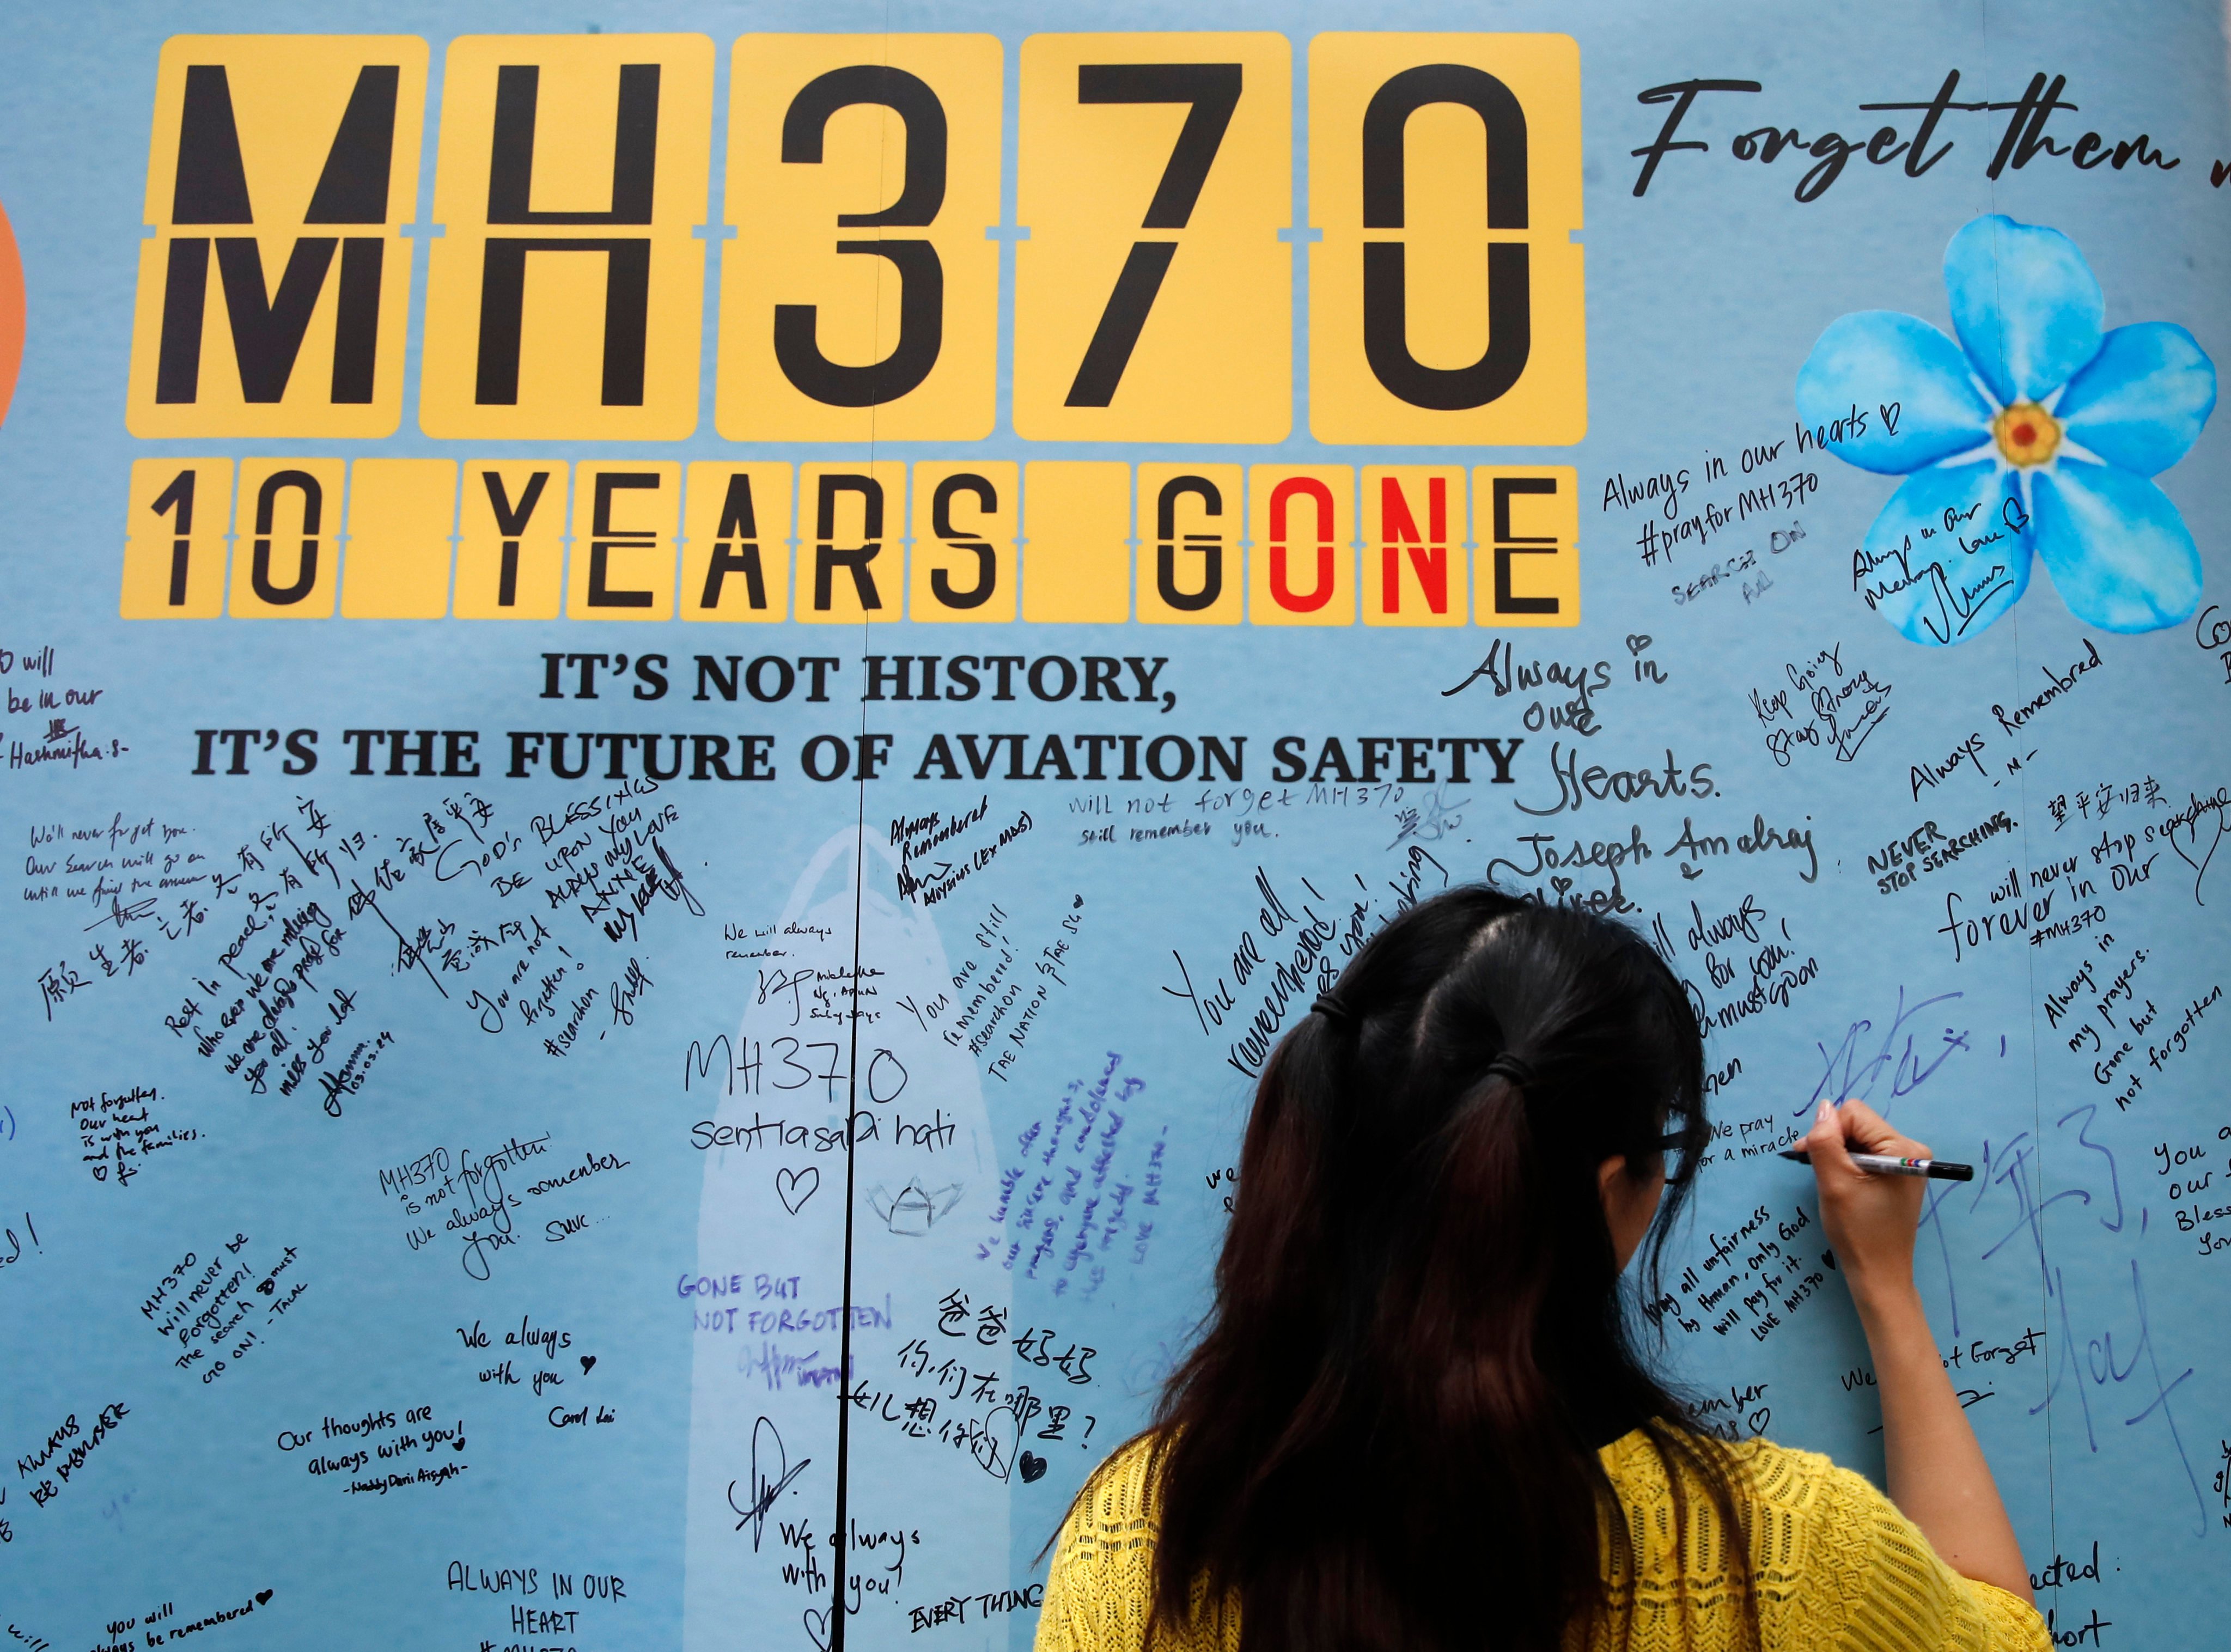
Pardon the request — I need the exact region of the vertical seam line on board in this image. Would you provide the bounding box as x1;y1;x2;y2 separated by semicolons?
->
831;17;900;1648
1981;0;2061;1571
2010;588;2059;1575
831;730;868;1652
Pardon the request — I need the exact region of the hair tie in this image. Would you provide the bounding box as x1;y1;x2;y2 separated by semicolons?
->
1483;1052;1534;1092
1310;991;1354;1027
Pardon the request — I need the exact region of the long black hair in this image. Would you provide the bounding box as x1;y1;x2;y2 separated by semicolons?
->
1128;886;1751;1652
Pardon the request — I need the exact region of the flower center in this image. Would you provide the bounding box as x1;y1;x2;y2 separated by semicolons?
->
1993;401;2062;467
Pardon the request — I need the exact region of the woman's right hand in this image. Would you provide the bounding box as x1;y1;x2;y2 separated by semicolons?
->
1804;1099;2035;1603
1802;1098;1928;1310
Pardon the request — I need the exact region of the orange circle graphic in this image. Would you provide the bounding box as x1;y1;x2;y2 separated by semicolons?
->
0;198;22;431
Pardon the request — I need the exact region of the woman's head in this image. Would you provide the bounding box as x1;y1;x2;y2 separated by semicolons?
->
1137;886;1744;1652
1284;885;1707;1292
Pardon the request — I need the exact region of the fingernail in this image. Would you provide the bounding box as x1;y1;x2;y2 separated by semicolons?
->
1817;1100;1833;1123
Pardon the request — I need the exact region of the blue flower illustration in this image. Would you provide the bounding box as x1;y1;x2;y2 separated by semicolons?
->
1796;214;2215;645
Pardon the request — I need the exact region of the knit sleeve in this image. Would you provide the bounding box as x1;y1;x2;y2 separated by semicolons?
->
1034;1440;1167;1652
1035;1510;1090;1652
1790;1456;2050;1652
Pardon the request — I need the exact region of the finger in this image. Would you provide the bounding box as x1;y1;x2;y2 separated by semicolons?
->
1833;1099;1935;1162
1834;1099;1908;1154
1808;1100;1857;1173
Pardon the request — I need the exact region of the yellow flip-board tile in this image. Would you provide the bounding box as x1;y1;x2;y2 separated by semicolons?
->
682;462;794;621
1362;465;1467;627
909;461;1017;623
1136;462;1242;625
719;35;1002;442
1473;465;1579;627
797;461;907;624
121;458;233;618
565;462;680;619
1247;465;1355;626
1020;462;1130;623
421;34;714;440
1309;34;1584;446
228;456;344;617
1015;33;1290;442
127;36;428;439
342;458;455;617
456;460;569;619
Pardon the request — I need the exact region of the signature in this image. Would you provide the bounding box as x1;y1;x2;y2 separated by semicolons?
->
728;1415;810;1551
1386;783;1465;851
1801;986;1967;1117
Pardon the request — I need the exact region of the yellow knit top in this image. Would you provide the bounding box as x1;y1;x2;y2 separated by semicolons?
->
1037;1430;2049;1652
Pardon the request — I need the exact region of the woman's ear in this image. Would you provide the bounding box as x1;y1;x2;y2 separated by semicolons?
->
1596;1153;1629;1202
1598;1153;1665;1272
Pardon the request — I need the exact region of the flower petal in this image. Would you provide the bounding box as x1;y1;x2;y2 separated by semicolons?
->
2029;460;2203;633
1943;215;2105;405
1795;311;1994;474
1854;460;2030;646
2055;322;2217;477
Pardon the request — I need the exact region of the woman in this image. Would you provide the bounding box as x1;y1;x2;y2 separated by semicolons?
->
1037;887;2046;1652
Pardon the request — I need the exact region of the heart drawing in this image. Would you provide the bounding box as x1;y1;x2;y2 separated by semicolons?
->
776;1166;820;1215
803;1607;831;1651
254;1590;273;1606
1018;1451;1048;1483
580;1355;596;1374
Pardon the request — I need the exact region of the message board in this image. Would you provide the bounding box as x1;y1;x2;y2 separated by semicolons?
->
2;4;2228;1650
